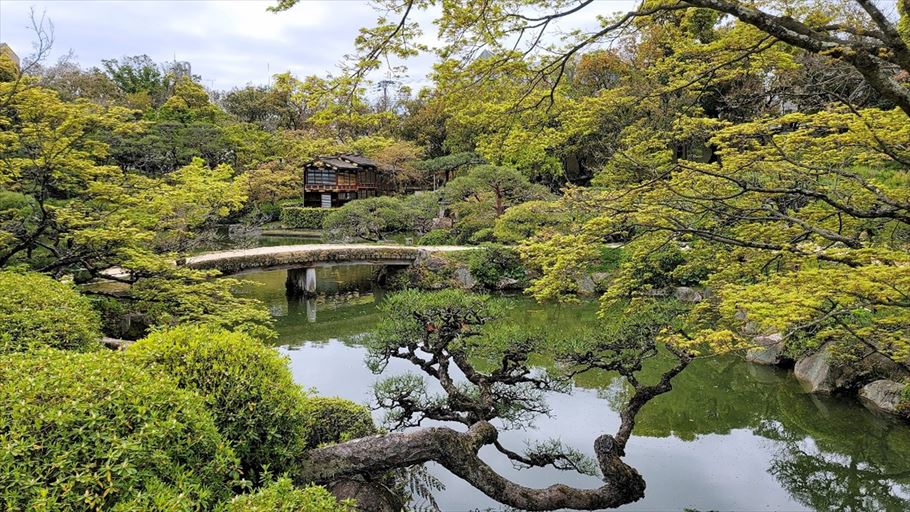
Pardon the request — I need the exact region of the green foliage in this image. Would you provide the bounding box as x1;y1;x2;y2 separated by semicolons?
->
898;383;910;419
158;76;221;123
593;246;625;273
465;244;526;289
442;164;549;243
323;195;439;242
300;397;376;447
0;53;17;83
417;228;456;245
0;350;238;510
415;151;485;175
323;197;401;241
899;0;910;46
224;478;353;512
493;200;569;243
0;79;268;340
280;206;331;229
0;271;101;354
101;54;165;103
127;325;311;482
620;244;708;293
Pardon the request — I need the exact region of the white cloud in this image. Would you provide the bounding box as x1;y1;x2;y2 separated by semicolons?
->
0;0;389;88
0;0;638;90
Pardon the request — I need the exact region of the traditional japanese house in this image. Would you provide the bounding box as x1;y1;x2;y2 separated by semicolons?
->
302;154;394;208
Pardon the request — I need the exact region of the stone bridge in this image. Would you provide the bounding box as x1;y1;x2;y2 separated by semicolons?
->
183;244;473;296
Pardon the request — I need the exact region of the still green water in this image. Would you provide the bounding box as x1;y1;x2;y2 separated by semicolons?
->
238;266;910;512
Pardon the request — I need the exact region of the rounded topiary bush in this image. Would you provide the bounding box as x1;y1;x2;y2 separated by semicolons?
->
0;350;237;510
416;228;456;246
301;397;376;447
223;478;352;512
0;270;101;354
127;325;313;482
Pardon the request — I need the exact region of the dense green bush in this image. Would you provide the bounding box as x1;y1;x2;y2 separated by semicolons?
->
301;397;376;447
417;228;456;245
626;246;707;289
224;478;353;512
493;200;569;243
127;325;311;482
400;192;441;234
324;195;440;242
0;270;101;354
280;206;331;229
466;244;527;289
257;201;283;222
323;196;408;241
0;350;237;510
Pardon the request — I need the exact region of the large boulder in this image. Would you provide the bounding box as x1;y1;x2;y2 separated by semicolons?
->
859;380;907;415
672;286;707;303
452;267;476;289
745;333;786;366
576;274;597;296
794;347;908;394
794;349;858;393
495;276;522;290
591;272;612;292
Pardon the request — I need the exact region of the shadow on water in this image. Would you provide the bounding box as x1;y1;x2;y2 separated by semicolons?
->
236;266;910;512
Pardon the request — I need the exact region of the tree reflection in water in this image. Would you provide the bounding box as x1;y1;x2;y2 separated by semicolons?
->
625;356;910;511
237;269;910;511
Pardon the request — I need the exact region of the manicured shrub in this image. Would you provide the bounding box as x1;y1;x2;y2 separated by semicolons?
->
417;228;456;245
466;244;527;289
280;206;331;229
127;325;311;482
0;270;101;354
324;195;440;242
0;350;237;510
301;397;376;447
224;478;353;512
323;196;407;241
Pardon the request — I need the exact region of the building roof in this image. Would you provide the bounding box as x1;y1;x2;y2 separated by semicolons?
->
338;154;379;168
306;154;384;171
311;156;359;171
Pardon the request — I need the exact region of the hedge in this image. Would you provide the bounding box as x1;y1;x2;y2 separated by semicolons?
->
0;270;102;354
300;396;376;447
223;478;353;512
280;206;332;229
0;350;237;510
127;325;312;483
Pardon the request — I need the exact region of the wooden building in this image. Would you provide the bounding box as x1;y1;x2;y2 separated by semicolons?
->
302;154;395;208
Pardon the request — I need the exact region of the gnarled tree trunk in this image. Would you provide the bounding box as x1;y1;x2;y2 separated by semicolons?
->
297;421;646;511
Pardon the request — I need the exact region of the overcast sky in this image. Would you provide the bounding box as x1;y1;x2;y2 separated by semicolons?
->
0;0;636;90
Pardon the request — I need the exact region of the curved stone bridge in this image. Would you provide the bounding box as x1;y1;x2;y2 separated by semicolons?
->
184;244;473;275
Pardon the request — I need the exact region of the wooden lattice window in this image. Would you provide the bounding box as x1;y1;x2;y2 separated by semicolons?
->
306;167;336;186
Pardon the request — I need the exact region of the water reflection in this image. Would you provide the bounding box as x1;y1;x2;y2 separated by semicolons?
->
237;266;910;511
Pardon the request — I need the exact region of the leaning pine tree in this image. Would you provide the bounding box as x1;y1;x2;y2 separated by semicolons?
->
295;290;690;510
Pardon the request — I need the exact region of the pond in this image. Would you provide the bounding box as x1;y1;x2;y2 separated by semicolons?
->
238;266;910;512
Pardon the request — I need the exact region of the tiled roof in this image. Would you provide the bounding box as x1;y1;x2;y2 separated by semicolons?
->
339;154;379;167
312;157;359;170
